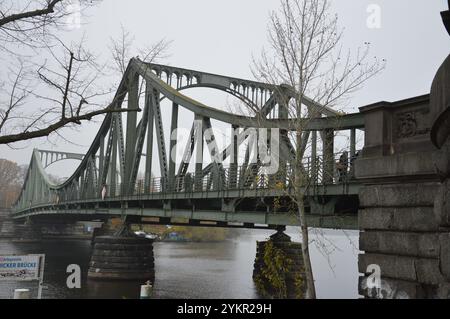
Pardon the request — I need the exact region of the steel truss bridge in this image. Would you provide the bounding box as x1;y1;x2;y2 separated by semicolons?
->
12;59;364;230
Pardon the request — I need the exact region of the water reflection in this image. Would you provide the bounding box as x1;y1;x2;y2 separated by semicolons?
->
0;227;359;299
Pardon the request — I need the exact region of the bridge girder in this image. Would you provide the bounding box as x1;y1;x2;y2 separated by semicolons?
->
13;58;363;229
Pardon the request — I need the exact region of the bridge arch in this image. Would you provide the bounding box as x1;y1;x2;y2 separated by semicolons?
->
37;150;85;169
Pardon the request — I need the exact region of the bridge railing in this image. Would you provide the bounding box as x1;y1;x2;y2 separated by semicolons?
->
13;151;360;212
113;152;358;197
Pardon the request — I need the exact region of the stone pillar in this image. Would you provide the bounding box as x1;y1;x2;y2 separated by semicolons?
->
428;14;450;297
356;96;445;298
253;229;306;299
432;138;450;298
88;236;155;282
356;22;450;297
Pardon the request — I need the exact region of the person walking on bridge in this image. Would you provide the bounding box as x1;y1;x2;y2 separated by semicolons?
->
336;151;349;183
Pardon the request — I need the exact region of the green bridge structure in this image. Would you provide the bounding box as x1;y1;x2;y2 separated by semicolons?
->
8;10;450;297
12;58;364;230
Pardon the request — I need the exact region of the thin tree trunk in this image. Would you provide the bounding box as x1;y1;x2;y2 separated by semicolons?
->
295;127;316;299
297;197;316;299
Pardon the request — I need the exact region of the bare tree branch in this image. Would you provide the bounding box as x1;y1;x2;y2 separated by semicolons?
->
0;103;138;144
0;0;100;53
0;0;63;27
0;14;171;145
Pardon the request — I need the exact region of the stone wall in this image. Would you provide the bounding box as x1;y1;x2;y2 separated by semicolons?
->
356;42;450;297
357;181;444;298
88;236;155;281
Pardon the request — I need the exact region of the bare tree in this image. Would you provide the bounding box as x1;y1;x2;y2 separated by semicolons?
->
0;1;170;145
0;0;113;145
0;158;22;186
249;0;385;298
0;158;25;207
110;25;171;77
0;0;100;52
108;25;171;106
0;37;135;145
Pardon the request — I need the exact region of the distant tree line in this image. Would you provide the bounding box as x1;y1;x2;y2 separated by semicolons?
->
0;159;26;208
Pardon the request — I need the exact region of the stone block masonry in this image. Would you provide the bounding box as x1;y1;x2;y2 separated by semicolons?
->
88;236;155;282
253;230;306;299
356;115;449;298
356;20;450;297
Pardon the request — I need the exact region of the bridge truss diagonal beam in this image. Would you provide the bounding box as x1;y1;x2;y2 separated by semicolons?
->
12;58;364;229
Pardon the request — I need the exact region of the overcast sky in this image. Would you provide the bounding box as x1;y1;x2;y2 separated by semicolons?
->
1;0;449;174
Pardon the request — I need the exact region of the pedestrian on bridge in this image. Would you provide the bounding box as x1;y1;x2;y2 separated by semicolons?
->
336;152;349;183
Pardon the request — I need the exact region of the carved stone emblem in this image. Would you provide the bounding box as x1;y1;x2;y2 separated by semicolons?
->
397;112;417;138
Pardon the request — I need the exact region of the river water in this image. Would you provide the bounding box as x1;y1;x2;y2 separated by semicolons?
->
0;227;359;299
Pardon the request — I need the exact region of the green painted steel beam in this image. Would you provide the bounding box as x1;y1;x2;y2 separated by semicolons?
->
131;59;365;131
11;206;358;230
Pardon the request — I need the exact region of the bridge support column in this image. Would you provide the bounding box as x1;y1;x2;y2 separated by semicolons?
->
253;229;306;299
88;235;155;281
356;43;450;298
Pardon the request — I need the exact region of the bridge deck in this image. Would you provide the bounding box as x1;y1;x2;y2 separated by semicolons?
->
12;180;360;230
12;202;358;230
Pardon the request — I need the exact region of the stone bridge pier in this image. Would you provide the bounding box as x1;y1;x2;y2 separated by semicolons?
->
87;219;155;282
356;18;450;297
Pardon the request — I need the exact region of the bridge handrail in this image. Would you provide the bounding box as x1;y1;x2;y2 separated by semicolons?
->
15;151;358;210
